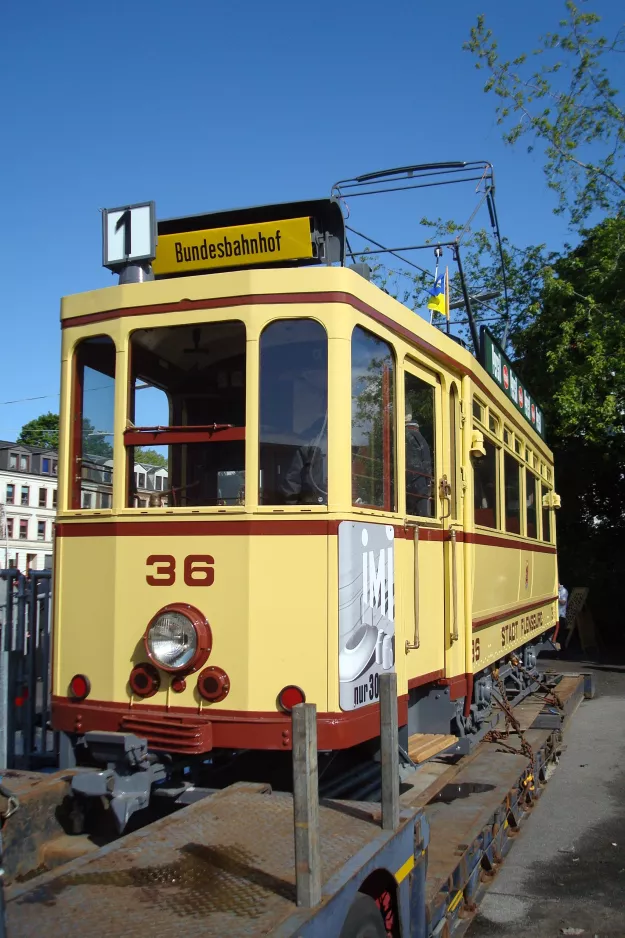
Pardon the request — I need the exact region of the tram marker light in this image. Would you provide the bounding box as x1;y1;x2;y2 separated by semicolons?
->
69;674;91;701
277;685;306;713
197;667;230;703
129;663;161;699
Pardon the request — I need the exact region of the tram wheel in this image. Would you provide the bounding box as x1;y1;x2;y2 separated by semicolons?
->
339;893;387;938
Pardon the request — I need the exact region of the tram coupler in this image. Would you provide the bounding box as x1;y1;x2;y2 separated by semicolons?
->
71;732;167;833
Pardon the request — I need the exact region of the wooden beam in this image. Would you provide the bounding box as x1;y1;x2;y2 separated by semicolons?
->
292;703;321;908
380;672;400;831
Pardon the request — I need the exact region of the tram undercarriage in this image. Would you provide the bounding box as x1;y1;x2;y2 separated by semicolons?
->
68;633;559;835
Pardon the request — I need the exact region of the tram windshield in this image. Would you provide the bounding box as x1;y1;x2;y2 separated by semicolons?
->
259;319;328;505
126;322;246;507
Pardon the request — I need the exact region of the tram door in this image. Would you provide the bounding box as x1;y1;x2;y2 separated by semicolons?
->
443;378;465;682
403;362;446;683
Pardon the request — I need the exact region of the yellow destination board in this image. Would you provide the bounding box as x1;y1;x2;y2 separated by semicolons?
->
152;216;313;276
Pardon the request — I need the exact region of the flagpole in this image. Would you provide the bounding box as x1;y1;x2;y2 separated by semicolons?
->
429;258;438;325
445;266;450;335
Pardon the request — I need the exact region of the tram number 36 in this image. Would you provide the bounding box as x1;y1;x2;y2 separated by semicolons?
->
146;554;214;587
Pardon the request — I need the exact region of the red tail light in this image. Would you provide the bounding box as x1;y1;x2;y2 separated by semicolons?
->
129;663;161;698
69;674;91;701
277;685;305;713
15;685;30;706
197;667;230;702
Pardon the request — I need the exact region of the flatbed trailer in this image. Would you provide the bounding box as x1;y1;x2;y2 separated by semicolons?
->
1;671;591;938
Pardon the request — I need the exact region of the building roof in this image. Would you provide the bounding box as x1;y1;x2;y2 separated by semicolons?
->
0;439;58;455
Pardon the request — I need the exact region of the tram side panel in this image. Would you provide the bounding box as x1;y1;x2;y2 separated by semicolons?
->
471;533;558;670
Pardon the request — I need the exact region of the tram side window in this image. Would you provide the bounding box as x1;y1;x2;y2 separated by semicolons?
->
526;469;538;538
72;336;116;510
404;373;435;518
504;452;521;534
259;320;327;505
127;322;246;507
351;327;396;511
473;436;498;529
541;484;552;542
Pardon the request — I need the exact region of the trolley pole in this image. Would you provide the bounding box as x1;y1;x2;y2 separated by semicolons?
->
292;702;322;908
380;672;400;831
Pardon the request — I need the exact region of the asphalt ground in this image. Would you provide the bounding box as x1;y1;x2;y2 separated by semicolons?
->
466;653;625;938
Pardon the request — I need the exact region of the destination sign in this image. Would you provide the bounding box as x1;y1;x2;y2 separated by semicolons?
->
481;328;545;439
152;216;314;276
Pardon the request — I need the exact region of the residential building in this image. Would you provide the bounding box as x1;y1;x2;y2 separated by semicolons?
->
0;440;58;571
0;440;168;570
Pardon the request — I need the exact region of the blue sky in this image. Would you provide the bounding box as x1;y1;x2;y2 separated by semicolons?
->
1;0;622;440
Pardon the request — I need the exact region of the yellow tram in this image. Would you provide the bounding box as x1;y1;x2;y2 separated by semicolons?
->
51;184;559;819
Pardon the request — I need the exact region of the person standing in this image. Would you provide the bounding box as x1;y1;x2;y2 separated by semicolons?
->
405;409;433;517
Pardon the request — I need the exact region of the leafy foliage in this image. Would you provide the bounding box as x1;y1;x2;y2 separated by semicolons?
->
17;413;166;468
17;412;59;450
465;2;625;226
515;216;625;443
134;447;167;468
82;418;113;458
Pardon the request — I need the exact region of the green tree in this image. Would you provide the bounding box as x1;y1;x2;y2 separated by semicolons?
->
134;447;167;468
513;216;625;640
82;418;113;458
16;412;167;468
17;412;59;449
465;2;625;226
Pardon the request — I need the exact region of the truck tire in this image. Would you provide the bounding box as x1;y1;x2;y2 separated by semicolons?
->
339;893;387;938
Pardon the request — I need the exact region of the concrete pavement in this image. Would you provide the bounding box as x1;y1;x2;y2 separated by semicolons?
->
467;657;625;938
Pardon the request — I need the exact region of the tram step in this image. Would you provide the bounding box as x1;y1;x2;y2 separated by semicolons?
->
408;733;458;763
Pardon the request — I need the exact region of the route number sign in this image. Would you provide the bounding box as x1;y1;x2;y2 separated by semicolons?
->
102;201;157;270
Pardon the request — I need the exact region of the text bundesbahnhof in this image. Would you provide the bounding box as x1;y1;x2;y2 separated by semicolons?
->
174;229;286;264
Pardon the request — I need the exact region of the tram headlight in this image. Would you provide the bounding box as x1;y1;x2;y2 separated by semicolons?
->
144;604;212;673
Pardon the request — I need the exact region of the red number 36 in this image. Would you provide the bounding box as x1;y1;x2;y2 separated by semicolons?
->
146;554;214;587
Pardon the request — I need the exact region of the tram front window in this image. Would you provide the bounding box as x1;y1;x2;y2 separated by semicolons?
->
72;335;116;510
126;322;246;507
259;319;328;505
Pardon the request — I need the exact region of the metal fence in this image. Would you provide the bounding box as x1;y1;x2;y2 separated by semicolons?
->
0;570;57;770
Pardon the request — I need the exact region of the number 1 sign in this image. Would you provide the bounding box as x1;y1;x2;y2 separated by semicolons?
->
102;201;157;270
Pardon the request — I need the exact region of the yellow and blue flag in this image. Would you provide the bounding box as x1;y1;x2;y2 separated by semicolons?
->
428;271;449;316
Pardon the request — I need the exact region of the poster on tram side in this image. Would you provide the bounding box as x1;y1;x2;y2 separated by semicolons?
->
338;521;395;711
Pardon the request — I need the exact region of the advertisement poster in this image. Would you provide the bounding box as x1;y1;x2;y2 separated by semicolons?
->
338;521;395;711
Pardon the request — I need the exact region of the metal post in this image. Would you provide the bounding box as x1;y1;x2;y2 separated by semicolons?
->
0;574;8;769
118;261;154;284
292;702;321;908
25;575;38;761
453;245;480;357
380;672;400;831
38;574;52;760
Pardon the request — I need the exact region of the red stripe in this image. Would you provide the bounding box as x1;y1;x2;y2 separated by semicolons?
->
472;594;558;630
465;531;556;554
61;288;552;460
407;668;445;690
55;519;340;538
124;427;245;445
54;518;558;554
51;694;410;751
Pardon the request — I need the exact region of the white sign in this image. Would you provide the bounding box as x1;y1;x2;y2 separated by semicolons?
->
102;202;156;269
338;521;395;711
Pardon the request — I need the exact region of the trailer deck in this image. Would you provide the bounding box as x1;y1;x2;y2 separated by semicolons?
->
2;672;590;938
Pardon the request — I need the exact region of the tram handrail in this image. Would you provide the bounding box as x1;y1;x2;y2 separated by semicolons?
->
405;522;420;652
